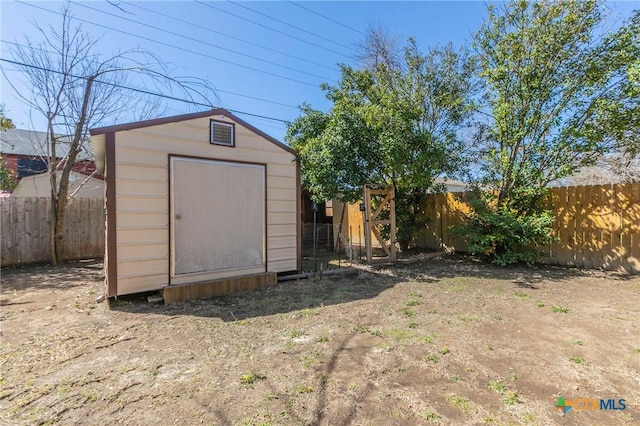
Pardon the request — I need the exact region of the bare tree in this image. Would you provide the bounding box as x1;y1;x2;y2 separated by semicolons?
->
5;3;216;265
354;23;403;71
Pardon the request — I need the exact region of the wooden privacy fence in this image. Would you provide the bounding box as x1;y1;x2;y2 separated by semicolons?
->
1;197;105;266
418;183;640;273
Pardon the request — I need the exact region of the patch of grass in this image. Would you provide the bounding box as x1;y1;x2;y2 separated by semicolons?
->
57;385;70;397
369;327;384;337
288;329;306;338
569;339;583;346
446;394;471;414
423;409;441;424
482;415;498;424
408;322;418;329
439;345;450;355
406;300;422;307
262;392;279;401
502;390;521;406
240;372;266;385
422;334;437;344
522;413;536;424
408;292;422;298
401;307;416;317
552;305;569;313
425;353;439;363
316;335;329;343
487;380;507;394
376;341;393;351
427;308;437;314
458;314;478;323
296;385;313;394
449;375;461;383
300;348;322;368
451;284;468;292
385;328;413;340
513;291;528;298
354;324;369;334
315;373;329;384
487;344;494;351
509;371;518;381
300;308;318;317
535;301;545;307
569;356;588;365
82;389;98;402
347;382;357;391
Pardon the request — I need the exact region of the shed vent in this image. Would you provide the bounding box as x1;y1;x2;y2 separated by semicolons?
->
210;120;235;147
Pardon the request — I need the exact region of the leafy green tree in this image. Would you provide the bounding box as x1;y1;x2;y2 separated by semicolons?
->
473;0;638;210
0;105;18;191
0;105;14;130
287;39;476;249
460;0;638;264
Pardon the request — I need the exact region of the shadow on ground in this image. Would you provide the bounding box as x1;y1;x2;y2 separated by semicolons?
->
109;268;404;321
108;253;626;320
2;254;631;322
1;259;104;291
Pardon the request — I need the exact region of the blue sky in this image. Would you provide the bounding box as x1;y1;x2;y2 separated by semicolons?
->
0;1;636;141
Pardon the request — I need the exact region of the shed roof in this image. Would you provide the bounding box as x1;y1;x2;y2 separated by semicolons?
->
89;108;296;156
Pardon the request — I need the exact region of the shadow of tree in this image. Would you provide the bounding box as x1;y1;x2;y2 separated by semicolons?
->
1;259;104;292
109;252;634;320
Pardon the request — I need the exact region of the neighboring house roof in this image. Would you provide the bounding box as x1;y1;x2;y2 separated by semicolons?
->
549;158;640;187
433;177;468;193
0;128;50;157
0;128;93;160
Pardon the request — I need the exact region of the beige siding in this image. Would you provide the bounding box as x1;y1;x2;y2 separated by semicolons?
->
111;115;297;295
117;274;167;294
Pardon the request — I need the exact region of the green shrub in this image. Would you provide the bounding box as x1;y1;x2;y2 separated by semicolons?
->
454;193;555;265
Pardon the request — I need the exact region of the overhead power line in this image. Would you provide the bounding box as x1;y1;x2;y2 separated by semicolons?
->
228;1;356;52
16;1;323;88
70;1;334;82
287;1;367;36
119;1;336;72
1;40;300;110
1;58;289;123
195;1;352;59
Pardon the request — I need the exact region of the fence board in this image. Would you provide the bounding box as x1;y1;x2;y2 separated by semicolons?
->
418;183;640;273
1;197;105;266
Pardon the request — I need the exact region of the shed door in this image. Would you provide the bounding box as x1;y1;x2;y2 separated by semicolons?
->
170;157;266;284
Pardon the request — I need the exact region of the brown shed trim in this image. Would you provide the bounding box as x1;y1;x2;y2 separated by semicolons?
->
105;132;118;297
89;108;297;156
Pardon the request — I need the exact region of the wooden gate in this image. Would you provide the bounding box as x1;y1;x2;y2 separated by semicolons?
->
363;185;397;263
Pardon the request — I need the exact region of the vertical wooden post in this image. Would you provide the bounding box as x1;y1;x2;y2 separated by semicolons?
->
364;185;372;264
389;185;396;262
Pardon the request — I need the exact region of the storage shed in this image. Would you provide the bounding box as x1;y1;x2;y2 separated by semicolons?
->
90;109;300;302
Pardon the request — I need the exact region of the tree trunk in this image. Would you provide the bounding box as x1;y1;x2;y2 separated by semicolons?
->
53;76;95;264
48;118;59;266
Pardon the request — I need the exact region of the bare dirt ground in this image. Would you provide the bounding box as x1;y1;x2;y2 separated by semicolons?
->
1;254;638;426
